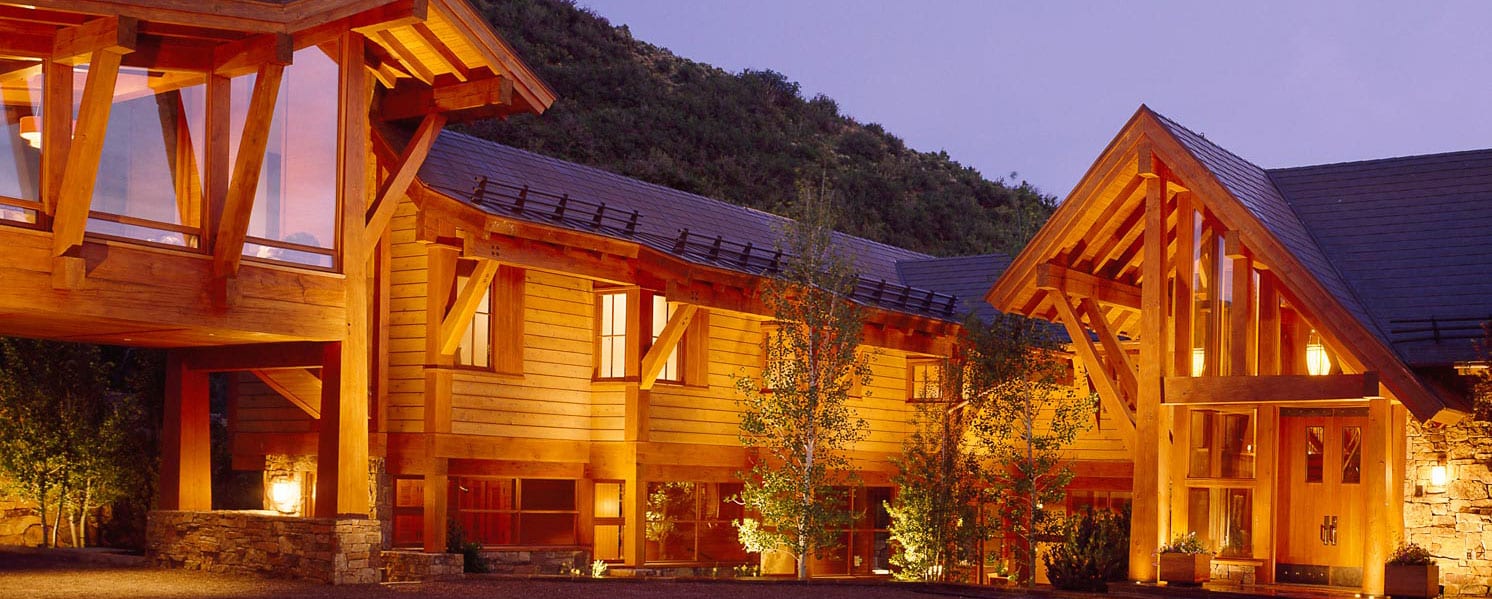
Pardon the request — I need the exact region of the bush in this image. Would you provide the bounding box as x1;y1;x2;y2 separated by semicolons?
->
1044;506;1130;592
446;518;489;573
1387;542;1434;566
1160;531;1209;555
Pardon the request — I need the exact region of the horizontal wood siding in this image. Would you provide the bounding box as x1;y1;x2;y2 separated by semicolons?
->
387;201;427;433
851;350;914;455
449;270;596;441
648;312;758;446
233;373;315;434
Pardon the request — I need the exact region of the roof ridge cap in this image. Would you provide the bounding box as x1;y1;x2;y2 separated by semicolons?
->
1268;147;1492;173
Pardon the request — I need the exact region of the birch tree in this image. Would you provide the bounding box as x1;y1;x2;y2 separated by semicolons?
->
734;184;871;580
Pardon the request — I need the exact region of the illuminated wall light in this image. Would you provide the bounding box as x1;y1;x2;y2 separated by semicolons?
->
18;115;41;149
1305;330;1331;376
1191;348;1205;377
270;479;302;515
1430;465;1449;488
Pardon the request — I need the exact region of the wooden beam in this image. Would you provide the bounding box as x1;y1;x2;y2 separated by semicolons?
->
410;21;468;81
1078;296;1137;403
1229;233;1254;376
52;15;137;64
380;75;513;121
211;32;291;77
1162;372;1380;405
365;112;445;253
437;258;498;356
1129;149;1169;582
181;341;327;371
639;303;699;390
211;62;283;280
1362;397;1392;595
39;59;71;218
1050;289;1135;447
374;29;434;85
251;368;322;419
1172;191;1195;377
1257;271;1281;375
50;48;122;263
1036;262;1141;311
159;351;212;511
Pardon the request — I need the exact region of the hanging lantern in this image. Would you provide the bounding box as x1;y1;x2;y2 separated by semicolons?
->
1306;330;1330;376
1191;347;1206;377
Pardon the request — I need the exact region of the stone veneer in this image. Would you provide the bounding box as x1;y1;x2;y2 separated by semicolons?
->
147;510;382;584
1404;420;1492;597
383;550;464;582
480;549;588;575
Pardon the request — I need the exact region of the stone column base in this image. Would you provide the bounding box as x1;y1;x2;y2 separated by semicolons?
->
146;510;381;584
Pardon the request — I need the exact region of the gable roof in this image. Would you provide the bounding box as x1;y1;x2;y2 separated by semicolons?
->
897;254;1011;322
418;131;982;322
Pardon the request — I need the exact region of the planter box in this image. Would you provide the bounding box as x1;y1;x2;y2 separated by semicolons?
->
1158;553;1211;585
1384;564;1438;598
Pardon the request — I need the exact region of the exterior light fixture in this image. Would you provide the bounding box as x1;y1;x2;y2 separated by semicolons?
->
1305;330;1330;376
1430;454;1449;487
1191;348;1205;377
18;115;41;149
270;479;301;515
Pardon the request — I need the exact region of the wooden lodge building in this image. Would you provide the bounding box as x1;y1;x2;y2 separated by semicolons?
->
988;106;1492;596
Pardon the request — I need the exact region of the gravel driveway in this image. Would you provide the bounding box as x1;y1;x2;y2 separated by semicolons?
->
0;548;1016;599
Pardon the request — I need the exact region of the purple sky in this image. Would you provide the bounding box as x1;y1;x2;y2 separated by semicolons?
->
579;0;1492;200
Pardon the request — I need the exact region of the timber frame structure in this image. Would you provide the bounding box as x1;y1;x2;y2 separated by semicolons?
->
988;105;1489;593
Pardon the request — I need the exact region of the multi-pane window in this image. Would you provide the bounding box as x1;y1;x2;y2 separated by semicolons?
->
393;477;425;547
651;295;680;382
455;270;493;369
597;292;628;379
593;481;625;561
0;58;42;225
1187;409;1256;479
450;478;579;546
1186;487;1252;557
907;360;943;402
812;487;894;576
644;481;747;563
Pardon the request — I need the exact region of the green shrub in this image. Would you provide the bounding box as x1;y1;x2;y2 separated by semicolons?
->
1160;531;1209;555
1387;542;1434;566
1044;506;1130;592
446;518;489;573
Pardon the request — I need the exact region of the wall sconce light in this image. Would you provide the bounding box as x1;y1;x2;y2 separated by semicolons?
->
18;115;41;149
270;479;302;515
1191;347;1205;377
1305;330;1331;376
1430;454;1449;488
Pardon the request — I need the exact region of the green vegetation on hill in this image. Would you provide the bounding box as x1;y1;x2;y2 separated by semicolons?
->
463;0;1055;257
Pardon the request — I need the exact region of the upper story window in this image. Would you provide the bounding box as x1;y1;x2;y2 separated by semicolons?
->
455;266;493;370
651;295;680;383
0;59;42;225
907;360;943;402
234;45;339;268
84;66;207;247
597;291;628;379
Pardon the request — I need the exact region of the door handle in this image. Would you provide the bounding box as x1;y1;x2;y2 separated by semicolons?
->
1320;516;1330;545
1330;515;1338;546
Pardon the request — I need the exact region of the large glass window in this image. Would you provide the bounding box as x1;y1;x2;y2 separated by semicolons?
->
597;292;628;379
1188;409;1255;479
593;481;625;561
233;45;339;267
450;477;578;546
650;295;680;382
1187;487;1252;557
85;66;206;247
644;481;747;563
0;59;42;224
454;265;492;369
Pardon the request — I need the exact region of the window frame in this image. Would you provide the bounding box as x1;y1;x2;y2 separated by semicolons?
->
449;476;581;548
906;358;947;403
650;294;683;384
594;289;632;380
451;260;496;372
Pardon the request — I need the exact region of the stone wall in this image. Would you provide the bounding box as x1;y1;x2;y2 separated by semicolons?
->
147;510;382;584
383;550;463;582
480;549;588;575
261;454;392;549
1404;420;1492;596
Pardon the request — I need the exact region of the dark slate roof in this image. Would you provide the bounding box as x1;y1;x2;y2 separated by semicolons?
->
897;254;1012;322
1269;150;1492;365
1152;110;1492;366
419;131;975;321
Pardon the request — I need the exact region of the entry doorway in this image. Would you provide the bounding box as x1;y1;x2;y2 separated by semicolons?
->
1275;408;1367;587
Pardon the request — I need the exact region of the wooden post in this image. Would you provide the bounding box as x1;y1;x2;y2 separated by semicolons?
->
39;60;72;220
1254;405;1278;582
422;243;457;550
201;74;230;252
1257;272;1280;376
1171;191;1194;377
315;32;374;518
1130;148;1170;581
51;49;122;260
1362;397;1392;595
622;456;645;566
159;351;212;511
423;458;449;553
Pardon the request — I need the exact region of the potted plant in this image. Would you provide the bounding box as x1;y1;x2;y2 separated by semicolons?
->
1158;532;1211;585
1384;542;1438;598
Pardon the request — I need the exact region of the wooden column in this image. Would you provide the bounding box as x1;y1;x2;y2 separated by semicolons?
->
422;243;457;551
315;32;374;518
622;456;645;566
1257;272;1281;376
622;289;652;566
1362;397;1393;595
1129;148;1170;581
422;458;449;553
201;74;230;252
39;60;72;219
1171;191;1194;377
1254;405;1278;582
159;351;212;511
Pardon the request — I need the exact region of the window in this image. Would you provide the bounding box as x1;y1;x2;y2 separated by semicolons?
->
454;267;492;370
1341;426;1362;484
597;291;628;379
1187;409;1255;479
651;295;680;382
1305;425;1325;483
1187;487;1252;557
0;58;42;224
593;481;625;561
450;477;579;547
393;477;424;547
907;360;944;402
84;65;207;247
644;481;747;563
812;486;893;576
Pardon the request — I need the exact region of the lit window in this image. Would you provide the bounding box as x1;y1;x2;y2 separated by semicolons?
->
598;292;628;379
593;481;625;561
1187;409;1256;479
651;295;680;382
907;360;943;402
455;270;492;369
449;477;578;547
644;481;746;563
0;58;42;224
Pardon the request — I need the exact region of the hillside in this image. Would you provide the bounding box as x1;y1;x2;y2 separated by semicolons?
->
463;0;1055;257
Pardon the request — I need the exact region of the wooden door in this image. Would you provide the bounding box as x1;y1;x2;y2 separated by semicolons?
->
1276;409;1368;587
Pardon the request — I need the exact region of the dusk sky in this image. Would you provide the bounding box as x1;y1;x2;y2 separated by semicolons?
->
579;0;1492;200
